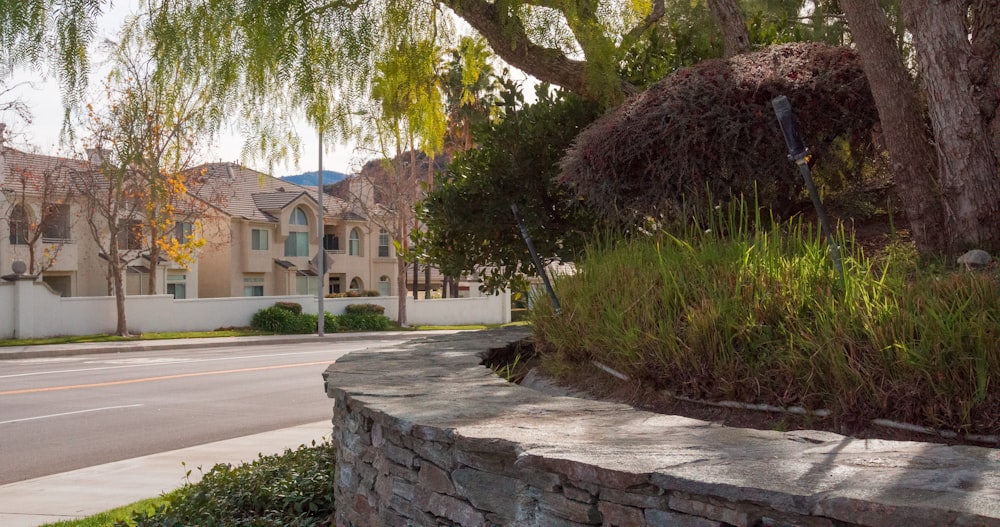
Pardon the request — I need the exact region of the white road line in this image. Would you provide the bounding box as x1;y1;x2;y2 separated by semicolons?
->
0;347;360;379
0;404;144;425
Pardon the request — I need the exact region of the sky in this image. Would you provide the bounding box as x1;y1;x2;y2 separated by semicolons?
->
1;1;360;177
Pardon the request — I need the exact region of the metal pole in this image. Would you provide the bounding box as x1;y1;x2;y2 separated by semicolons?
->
771;96;844;285
317;129;325;336
511;203;561;314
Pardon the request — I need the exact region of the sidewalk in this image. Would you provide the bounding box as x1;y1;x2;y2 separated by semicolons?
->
0;421;333;527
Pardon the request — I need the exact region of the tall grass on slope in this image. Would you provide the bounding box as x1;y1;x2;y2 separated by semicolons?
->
533;207;1000;435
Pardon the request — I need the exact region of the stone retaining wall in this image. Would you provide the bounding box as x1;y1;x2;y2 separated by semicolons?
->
323;328;1000;527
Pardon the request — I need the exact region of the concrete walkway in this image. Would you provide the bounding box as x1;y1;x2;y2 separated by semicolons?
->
0;421;333;527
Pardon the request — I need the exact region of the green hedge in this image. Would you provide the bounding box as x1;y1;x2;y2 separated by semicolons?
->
344;303;385;316
250;303;386;334
339;313;391;331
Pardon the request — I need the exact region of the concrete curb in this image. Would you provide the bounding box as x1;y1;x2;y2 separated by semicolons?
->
0;331;421;360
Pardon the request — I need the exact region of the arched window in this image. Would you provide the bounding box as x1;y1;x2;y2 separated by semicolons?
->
349;228;362;256
284;207;309;257
378;229;390;257
290;207;309;225
9;204;29;245
378;275;391;296
349;277;363;292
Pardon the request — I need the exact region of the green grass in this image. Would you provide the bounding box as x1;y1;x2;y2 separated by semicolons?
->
38;495;174;527
533;200;1000;436
0;329;269;347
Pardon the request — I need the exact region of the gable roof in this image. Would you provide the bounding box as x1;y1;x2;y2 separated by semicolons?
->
0;147;93;194
189;162;361;223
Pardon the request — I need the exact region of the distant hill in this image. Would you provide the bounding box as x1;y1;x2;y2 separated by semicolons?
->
281;170;348;187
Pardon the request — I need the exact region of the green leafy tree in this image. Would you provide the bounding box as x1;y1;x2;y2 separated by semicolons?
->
416;81;601;293
353;33;447;325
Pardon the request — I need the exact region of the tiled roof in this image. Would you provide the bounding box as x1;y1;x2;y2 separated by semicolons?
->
252;191;307;212
0;147;94;194
188;162;362;223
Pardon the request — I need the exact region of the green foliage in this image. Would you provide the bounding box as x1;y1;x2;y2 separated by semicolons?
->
274;302;303;315
344;303;386;316
339;313;391;332
120;441;336;527
534;200;1000;435
416;81;602;294
250;307;337;334
323;312;341;333
250;306;300;334
325;290;380;298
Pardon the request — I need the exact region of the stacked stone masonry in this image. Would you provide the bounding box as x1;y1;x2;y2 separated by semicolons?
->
323;328;1000;527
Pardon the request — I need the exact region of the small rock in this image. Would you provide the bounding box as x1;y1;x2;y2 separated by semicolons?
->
957;249;992;267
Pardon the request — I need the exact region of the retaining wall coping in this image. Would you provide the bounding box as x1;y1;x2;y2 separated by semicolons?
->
323;327;1000;527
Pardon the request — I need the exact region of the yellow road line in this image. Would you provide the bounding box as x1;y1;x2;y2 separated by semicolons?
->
0;361;332;396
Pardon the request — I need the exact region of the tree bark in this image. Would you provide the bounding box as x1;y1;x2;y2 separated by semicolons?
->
108;243;129;336
413;260;420;300
147;221;159;294
970;0;1000;156
839;0;947;254
902;0;1000;251
706;0;750;58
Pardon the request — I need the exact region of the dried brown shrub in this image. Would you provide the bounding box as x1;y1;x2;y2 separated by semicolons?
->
560;42;879;227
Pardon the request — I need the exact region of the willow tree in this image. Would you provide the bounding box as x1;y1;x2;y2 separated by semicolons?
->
356;28;447;325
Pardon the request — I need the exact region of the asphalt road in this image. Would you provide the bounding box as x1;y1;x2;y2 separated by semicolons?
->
0;336;421;485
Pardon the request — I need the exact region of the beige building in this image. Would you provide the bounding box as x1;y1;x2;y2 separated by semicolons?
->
1;147;397;300
193;163;398;298
0;146;205;298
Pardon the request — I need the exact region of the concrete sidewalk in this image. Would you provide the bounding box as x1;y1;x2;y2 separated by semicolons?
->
0;421;333;527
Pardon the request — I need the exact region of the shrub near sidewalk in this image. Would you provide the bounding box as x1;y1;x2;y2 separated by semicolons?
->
340;304;390;331
121;441;335;527
533;207;1000;436
250;302;395;334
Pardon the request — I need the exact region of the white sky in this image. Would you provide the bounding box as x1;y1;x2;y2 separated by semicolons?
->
0;1;360;177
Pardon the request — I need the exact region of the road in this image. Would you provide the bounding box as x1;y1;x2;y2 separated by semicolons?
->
0;335;425;485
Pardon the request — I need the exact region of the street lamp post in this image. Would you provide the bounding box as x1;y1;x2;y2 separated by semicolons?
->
317;128;326;336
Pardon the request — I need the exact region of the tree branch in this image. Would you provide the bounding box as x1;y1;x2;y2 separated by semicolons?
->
618;0;665;54
443;0;594;98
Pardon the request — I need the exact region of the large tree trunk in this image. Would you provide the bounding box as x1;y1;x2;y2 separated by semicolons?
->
969;0;1000;156
902;0;1000;251
839;0;947;254
706;0;750;58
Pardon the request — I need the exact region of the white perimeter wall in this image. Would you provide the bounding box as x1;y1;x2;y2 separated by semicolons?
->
0;280;511;338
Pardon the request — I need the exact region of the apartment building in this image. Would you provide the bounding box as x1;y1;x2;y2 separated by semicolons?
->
0;146;205;297
192;162;398;298
2;146;396;299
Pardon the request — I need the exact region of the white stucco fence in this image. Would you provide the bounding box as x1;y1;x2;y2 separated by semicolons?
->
0;279;511;339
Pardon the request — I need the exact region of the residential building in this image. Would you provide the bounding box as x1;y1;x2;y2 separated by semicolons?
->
1;144;397;300
191;163;398;298
0;145;209;298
